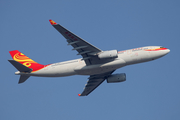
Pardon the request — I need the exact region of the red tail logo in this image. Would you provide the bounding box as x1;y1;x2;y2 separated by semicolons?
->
9;50;47;72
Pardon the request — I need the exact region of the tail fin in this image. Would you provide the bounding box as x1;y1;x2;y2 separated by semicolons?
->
9;50;46;84
9;50;45;72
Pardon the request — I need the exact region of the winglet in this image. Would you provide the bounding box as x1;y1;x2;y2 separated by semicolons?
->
78;94;81;96
49;19;57;25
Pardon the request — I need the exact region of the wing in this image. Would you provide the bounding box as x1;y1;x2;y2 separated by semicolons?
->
79;70;115;96
49;19;102;65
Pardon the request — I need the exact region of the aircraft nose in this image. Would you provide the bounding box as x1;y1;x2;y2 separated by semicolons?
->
161;48;170;56
149;47;170;60
165;48;170;54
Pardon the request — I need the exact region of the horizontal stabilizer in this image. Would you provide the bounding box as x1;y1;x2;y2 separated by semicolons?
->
19;75;30;84
8;60;32;72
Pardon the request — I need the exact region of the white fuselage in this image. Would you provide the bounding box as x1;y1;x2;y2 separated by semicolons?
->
16;46;170;77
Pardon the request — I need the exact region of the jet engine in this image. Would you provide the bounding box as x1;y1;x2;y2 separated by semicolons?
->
106;73;126;83
98;50;118;59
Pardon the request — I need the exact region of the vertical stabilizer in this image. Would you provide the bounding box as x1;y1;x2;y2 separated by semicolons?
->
9;50;46;72
8;50;47;84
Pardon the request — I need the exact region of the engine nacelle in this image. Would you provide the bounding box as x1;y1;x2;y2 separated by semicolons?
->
107;73;126;83
98;50;118;59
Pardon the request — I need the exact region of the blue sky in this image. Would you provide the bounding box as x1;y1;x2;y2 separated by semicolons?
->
1;0;180;120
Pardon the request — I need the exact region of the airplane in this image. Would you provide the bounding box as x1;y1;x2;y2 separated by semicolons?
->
8;19;170;96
